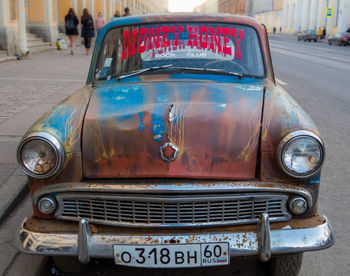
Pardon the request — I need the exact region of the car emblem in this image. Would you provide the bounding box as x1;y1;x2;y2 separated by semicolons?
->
160;142;179;162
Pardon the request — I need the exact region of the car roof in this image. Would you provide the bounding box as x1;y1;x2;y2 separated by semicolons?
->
103;13;263;31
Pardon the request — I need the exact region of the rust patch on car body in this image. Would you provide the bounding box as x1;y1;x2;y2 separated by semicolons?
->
82;81;264;180
260;84;321;184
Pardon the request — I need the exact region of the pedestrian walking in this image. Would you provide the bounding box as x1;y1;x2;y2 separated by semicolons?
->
123;7;131;17
95;12;105;33
322;26;326;39
111;10;121;21
81;8;95;55
273;26;276;35
279;26;282;33
65;8;79;55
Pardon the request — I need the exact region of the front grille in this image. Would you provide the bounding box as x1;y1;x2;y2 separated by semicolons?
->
55;193;291;227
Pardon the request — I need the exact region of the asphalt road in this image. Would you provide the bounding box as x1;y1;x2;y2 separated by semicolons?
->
3;36;349;276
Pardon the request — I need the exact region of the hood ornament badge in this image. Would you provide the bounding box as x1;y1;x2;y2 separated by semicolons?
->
160;142;179;162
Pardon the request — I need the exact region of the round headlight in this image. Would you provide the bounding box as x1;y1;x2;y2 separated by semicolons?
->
17;132;64;178
278;130;324;178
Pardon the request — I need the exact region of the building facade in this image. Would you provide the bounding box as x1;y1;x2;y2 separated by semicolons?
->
194;0;218;13
0;0;169;56
255;0;350;35
218;0;246;15
252;0;273;14
255;0;283;33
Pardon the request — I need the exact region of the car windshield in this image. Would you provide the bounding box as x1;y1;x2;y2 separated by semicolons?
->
95;23;265;80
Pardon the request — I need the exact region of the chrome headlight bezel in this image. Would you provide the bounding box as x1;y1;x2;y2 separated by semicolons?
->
277;130;325;179
17;132;65;178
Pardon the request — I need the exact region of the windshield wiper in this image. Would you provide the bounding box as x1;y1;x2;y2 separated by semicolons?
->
168;66;243;79
116;64;173;80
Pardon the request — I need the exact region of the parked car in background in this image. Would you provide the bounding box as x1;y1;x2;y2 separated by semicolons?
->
328;32;349;46
16;13;334;276
305;30;317;42
296;31;306;41
297;30;317;42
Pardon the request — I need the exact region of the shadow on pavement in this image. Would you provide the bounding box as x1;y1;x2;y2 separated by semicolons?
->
42;257;267;276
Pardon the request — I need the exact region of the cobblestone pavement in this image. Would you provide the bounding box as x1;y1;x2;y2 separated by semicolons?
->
0;44;91;275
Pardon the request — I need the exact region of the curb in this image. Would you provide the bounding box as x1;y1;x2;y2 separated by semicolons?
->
0;180;28;226
0;56;17;63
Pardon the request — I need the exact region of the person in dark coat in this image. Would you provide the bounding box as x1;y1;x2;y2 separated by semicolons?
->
322;26;326;39
123;7;131;16
65;8;79;55
81;8;95;55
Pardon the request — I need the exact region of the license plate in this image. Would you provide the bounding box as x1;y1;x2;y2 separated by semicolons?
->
114;242;230;268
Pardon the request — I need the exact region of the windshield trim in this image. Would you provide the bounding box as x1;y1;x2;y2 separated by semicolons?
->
92;21;267;84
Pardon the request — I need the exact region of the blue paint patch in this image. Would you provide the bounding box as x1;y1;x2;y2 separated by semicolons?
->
305;173;321;185
95;85;146;120
138;112;144;131
150;86;171;142
42;106;74;143
151;114;165;142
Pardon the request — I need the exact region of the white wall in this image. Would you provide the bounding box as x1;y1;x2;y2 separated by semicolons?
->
252;0;273;14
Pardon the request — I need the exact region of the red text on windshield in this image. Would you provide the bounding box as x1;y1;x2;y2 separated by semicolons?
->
121;26;244;61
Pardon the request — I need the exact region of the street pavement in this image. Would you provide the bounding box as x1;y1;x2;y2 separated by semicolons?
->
0;35;349;275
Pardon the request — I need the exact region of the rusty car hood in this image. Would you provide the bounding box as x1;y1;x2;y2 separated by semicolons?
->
82;80;264;179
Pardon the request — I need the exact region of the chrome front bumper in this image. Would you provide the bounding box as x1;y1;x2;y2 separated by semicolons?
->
17;215;335;264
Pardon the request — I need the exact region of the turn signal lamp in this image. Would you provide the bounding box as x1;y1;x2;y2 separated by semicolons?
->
38;196;57;214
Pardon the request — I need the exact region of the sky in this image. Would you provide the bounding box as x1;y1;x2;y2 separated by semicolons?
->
168;0;207;12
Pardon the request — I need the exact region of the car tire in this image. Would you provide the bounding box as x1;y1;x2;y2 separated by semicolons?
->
314;39;317;42
328;42;332;45
52;256;90;273
268;253;303;276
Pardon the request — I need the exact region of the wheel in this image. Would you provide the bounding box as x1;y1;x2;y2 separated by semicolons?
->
314;39;317;42
52;256;90;273
328;42;332;45
268;253;303;276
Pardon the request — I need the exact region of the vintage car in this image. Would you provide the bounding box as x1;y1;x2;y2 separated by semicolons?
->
328;32;350;46
16;14;334;275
